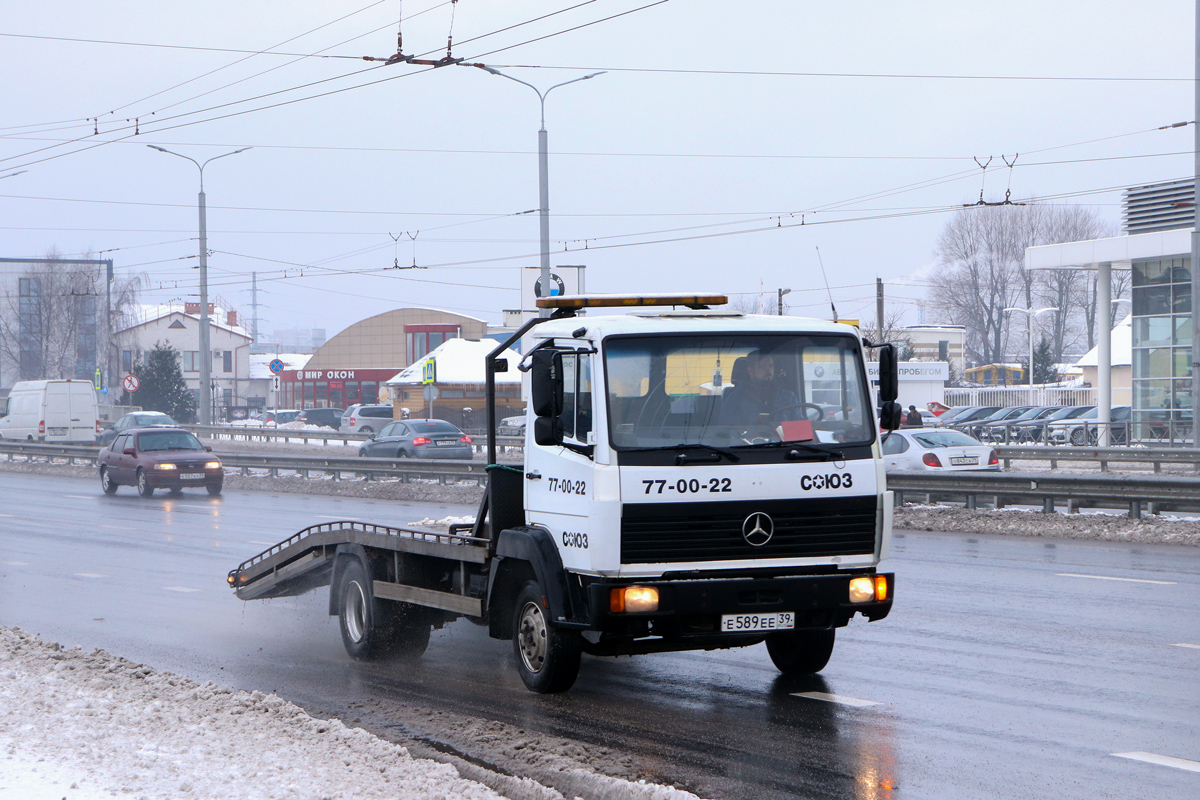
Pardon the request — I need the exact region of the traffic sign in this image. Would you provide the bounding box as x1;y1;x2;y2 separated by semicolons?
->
272;376;280;392
269;358;285;375
123;374;140;393
422;359;436;385
94;368;102;390
422;385;439;403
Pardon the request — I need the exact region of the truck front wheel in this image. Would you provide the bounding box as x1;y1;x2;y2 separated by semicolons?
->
512;581;582;693
337;559;429;662
766;629;836;675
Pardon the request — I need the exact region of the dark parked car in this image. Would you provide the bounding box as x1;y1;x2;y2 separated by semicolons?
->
1006;405;1093;443
297;408;343;430
357;419;473;459
98;428;223;497
957;406;1034;438
976;406;1062;443
97;411;177;447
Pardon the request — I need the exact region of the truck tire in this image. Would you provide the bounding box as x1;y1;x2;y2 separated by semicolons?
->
512;580;582;693
136;468;155;498
337;560;429;662
765;629;836;675
100;467;118;494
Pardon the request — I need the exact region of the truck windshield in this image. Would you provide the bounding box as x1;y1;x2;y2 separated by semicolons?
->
604;334;873;450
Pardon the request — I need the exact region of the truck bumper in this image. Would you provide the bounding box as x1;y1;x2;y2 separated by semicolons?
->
580;572;893;654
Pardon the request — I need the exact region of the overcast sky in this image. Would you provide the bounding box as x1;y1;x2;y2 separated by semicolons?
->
1;1;1193;339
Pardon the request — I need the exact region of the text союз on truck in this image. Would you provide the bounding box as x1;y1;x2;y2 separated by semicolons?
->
228;293;902;693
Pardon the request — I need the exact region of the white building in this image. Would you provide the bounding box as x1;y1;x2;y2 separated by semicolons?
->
114;303;252;417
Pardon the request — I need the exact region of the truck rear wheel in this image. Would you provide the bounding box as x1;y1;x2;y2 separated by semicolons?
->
766;629;836;675
512;581;581;693
337;559;429;662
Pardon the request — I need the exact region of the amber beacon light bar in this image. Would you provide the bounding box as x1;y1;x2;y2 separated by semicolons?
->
537;293;729;310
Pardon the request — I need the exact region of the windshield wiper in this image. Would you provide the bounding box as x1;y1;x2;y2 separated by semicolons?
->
630;443;741;463
736;439;844;461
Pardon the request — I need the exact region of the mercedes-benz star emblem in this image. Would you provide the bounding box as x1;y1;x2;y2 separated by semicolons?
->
742;512;774;547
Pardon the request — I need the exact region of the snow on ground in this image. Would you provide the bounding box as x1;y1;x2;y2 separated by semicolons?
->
0;628;503;800
0;628;704;800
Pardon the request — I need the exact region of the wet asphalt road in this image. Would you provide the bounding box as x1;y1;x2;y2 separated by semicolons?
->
1;471;1197;799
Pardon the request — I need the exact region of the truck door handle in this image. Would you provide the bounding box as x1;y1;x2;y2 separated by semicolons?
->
525;471;542;480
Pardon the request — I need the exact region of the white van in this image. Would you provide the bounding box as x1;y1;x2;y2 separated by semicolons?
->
0;380;100;443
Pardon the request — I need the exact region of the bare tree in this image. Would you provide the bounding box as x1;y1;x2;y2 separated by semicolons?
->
0;250;145;384
929;203;1114;367
1075;268;1132;352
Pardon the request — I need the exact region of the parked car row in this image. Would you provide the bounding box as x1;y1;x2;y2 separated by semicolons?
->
923;403;1134;445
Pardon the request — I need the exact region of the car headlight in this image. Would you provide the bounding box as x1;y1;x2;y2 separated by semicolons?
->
205;461;221;469
155;463;177;471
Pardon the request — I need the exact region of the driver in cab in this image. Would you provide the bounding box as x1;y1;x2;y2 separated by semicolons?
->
719;351;799;427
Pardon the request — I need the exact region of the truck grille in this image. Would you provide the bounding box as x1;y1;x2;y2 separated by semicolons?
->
620;496;877;564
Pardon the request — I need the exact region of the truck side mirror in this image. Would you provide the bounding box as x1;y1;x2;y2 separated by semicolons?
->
877;343;899;403
533;416;563;447
879;402;902;431
530;350;564;418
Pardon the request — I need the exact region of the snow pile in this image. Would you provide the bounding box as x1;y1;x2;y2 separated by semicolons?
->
277;421;337;431
0;627;502;800
409;515;477;529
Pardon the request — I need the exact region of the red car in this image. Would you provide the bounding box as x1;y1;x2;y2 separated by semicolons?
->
98;427;224;497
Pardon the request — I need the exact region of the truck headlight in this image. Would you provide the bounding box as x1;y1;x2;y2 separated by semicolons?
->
848;577;875;603
155;463;177;471
610;586;659;613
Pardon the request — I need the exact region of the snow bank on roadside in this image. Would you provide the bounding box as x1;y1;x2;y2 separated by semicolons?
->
0;627;502;800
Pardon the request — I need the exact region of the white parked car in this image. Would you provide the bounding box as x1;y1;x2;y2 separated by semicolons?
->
881;428;999;472
498;414;526;436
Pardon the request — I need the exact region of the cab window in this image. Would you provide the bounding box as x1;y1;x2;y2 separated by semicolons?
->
558;352;593;446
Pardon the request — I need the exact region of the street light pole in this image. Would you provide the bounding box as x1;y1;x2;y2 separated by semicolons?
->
1004;306;1058;401
777;287;791;316
148;146;251;424
477;67;604;317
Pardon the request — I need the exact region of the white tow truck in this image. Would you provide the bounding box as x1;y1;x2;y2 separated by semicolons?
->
228;294;901;693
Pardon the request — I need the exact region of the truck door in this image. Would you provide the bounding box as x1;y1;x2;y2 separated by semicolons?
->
69;382;96;442
43;383;71;441
525;350;595;571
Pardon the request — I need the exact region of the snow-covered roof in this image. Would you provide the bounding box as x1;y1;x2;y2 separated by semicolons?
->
1075;316;1132;368
386;338;520;385
118;303;251;339
249;353;311;379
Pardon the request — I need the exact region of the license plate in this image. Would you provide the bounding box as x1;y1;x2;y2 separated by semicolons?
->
720;612;795;633
434;440;457;446
48;427;68;436
180;472;205;479
950;456;978;465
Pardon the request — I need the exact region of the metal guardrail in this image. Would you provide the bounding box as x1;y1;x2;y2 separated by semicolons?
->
0;441;495;486
182;424;524;452
887;470;1200;518
994;445;1200;472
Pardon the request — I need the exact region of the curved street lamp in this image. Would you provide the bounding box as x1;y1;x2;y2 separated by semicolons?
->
476;67;604;317
147;145;252;424
1004;306;1059;393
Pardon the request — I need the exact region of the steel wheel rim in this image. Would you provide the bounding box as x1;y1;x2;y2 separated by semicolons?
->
137;471;146;492
344;580;367;643
517;601;548;673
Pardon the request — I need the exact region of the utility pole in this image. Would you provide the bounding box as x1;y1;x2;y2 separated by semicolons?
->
1193;0;1200;445
876;278;885;340
250;271;259;346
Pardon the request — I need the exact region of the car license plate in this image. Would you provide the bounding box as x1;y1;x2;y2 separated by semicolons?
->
434;440;456;447
720;612;795;633
950;456;978;466
48;427;68;436
180;472;205;479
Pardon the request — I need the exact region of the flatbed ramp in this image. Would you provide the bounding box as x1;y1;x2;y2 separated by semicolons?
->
228;520;490;606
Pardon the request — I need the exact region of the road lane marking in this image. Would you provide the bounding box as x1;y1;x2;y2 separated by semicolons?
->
1056;573;1176;585
0;513;13;517
162;586;200;593
64;495;93;500
1112;752;1200;773
2;561;29;566
1172;643;1200;649
792;691;882;707
74;573;107;578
